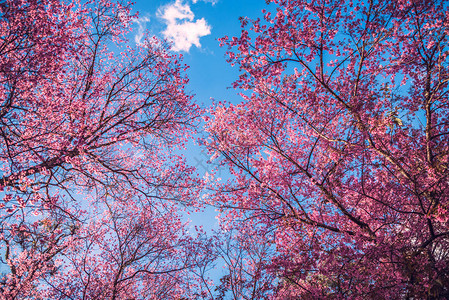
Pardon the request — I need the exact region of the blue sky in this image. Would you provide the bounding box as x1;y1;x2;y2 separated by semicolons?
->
132;0;271;107
128;0;272;233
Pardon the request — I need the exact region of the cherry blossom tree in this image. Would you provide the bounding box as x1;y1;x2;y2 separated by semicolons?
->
211;228;278;299
206;0;449;298
0;0;204;298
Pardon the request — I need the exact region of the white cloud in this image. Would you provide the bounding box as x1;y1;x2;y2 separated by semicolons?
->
192;0;219;4
157;0;211;52
134;15;151;45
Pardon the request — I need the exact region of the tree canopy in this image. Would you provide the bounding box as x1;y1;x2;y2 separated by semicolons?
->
1;0;449;299
206;0;449;298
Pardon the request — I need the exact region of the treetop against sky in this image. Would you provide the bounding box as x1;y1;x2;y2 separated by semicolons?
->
0;0;448;298
132;0;271;106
